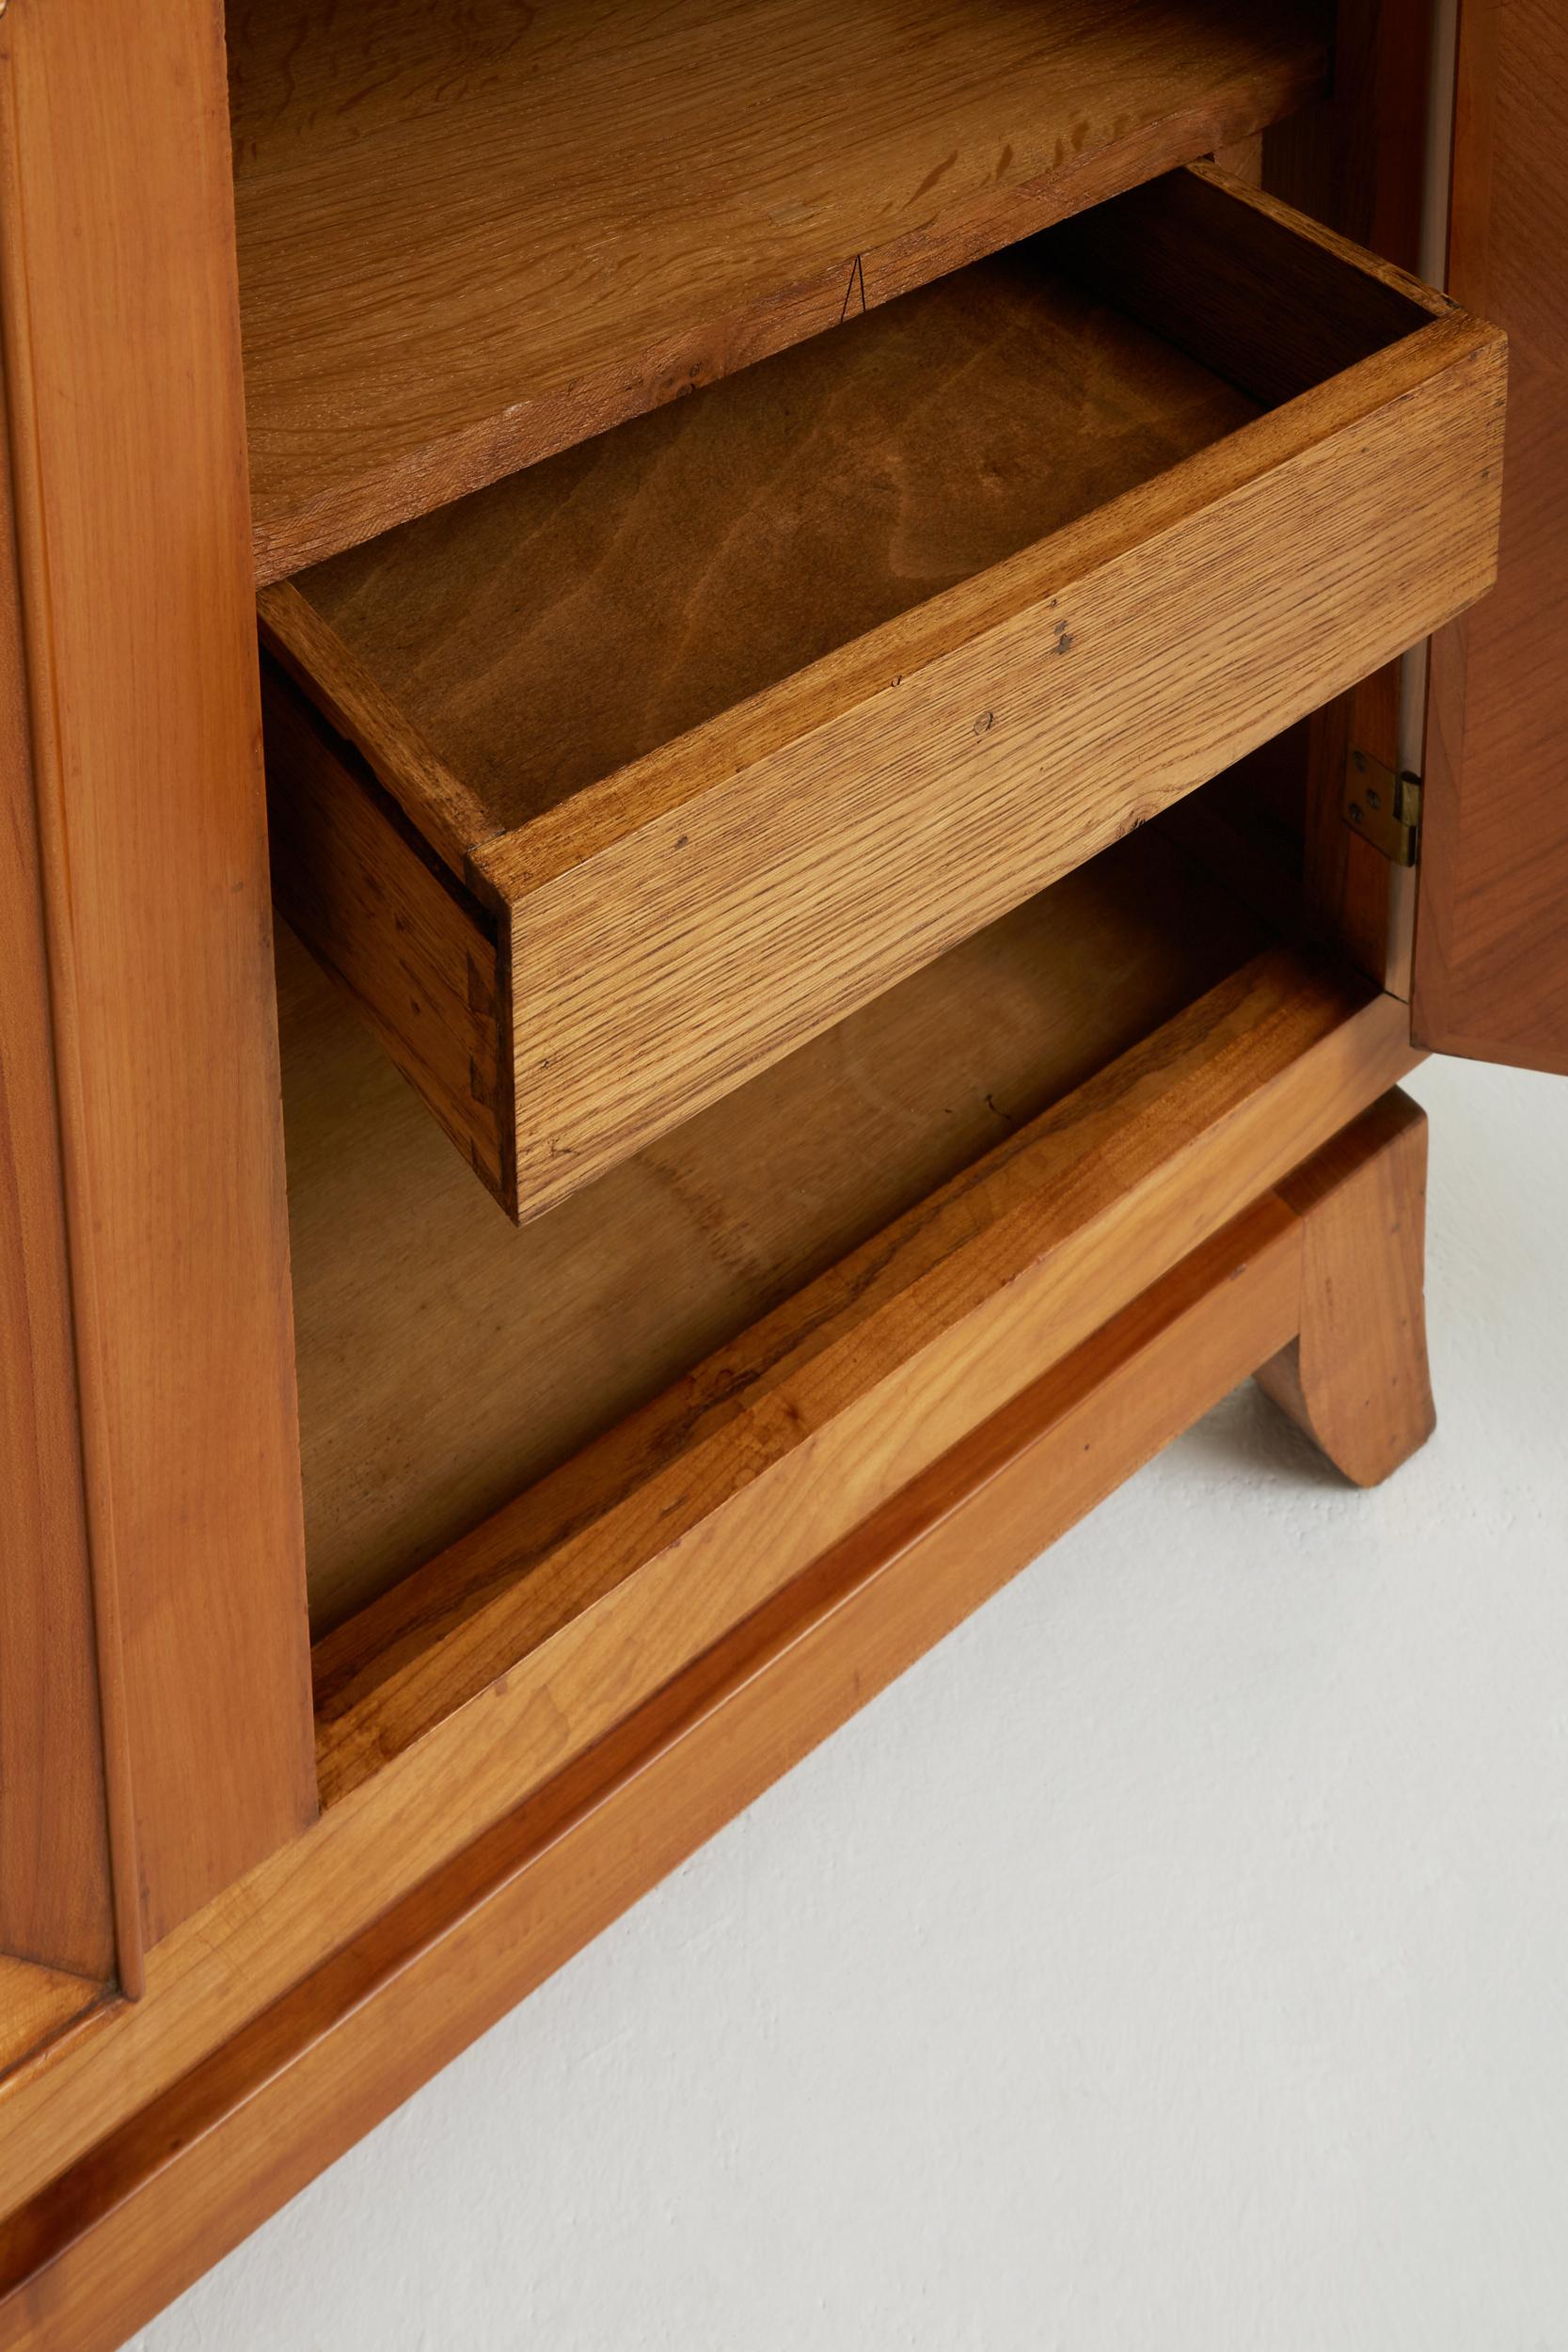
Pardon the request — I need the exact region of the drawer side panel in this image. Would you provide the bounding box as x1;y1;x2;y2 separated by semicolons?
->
262;664;512;1207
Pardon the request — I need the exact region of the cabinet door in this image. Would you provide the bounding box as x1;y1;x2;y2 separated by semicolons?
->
1415;0;1568;1071
0;0;319;1970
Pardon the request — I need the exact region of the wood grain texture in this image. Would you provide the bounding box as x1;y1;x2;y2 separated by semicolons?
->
1262;0;1438;989
0;0;317;1950
1268;0;1435;280
491;313;1500;1204
0;1189;1306;2352
0;970;1417;2234
263;664;511;1200
1415;0;1568;1071
311;952;1420;1812
284;833;1268;1631
0;360;114;1979
1052;162;1436;405
293;252;1259;841
229;0;1331;578
1257;1088;1433;1483
267;169;1503;1217
0;1966;111;2092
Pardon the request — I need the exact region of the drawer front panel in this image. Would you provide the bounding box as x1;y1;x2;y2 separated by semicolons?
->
506;327;1500;1207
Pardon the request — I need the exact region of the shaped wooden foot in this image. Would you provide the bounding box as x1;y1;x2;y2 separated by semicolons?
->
1257;1088;1436;1486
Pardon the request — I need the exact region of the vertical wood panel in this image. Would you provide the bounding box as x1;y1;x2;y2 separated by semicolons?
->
0;371;115;1984
1263;0;1434;988
0;0;317;1950
1256;1088;1435;1482
1415;0;1568;1070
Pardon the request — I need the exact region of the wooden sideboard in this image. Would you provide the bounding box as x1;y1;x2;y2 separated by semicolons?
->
1;1;1561;2342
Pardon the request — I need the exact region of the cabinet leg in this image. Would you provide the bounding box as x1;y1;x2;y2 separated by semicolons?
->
1257;1088;1436;1486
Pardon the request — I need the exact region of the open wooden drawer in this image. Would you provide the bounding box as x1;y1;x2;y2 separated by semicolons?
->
262;163;1504;1219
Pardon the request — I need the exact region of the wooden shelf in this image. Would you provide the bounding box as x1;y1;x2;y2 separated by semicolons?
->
229;0;1331;580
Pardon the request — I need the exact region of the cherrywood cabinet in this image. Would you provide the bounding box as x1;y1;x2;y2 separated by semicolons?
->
0;2;1560;2342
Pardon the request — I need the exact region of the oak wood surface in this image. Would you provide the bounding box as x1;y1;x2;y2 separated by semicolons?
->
264;666;511;1200
229;0;1331;578
0;969;1418;2231
0;0;1503;2329
267;171;1502;1217
284;833;1267;1631
0;359;114;1979
1415;0;1568;1071
311;953;1420;1813
1052;163;1435;405
285;837;1267;1627
0;1188;1307;2352
1257;1088;1434;1483
293;255;1258;838
0;0;317;1951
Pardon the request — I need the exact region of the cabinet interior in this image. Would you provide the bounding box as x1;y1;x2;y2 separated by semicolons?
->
226;0;1332;578
281;818;1281;1637
245;8;1344;1724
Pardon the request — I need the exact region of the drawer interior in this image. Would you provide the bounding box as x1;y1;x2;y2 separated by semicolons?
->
278;250;1259;840
269;168;1436;851
284;824;1269;1637
247;2;1494;1864
278;244;1264;839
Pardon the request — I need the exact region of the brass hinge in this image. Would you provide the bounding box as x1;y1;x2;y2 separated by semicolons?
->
1343;748;1422;866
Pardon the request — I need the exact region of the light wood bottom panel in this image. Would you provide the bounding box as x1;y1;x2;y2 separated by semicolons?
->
0;972;1417;2243
285;830;1268;1634
310;948;1418;1818
0;1174;1309;2352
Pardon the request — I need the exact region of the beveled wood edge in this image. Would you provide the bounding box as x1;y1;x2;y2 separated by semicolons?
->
0;1172;1321;2351
0;277;116;1981
309;948;1421;1812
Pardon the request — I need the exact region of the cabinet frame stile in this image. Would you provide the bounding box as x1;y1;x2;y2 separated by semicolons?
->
0;0;318;1967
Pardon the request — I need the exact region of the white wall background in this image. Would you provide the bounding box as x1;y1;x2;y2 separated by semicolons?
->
137;1053;1568;2351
